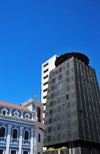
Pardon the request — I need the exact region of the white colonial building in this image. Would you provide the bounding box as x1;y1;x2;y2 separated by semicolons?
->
0;97;45;154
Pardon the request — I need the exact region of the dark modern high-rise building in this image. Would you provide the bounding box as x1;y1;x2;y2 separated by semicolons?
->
44;53;100;153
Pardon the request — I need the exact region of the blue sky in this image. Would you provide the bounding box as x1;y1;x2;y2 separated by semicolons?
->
0;0;100;105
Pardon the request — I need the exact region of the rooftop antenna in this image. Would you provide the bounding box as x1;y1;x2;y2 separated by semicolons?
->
33;93;35;98
32;87;35;98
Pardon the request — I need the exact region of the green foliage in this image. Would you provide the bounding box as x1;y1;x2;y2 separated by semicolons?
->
62;147;68;150
47;148;56;151
46;146;68;151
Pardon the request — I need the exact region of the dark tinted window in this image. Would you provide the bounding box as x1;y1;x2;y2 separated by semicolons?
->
48;127;51;133
57;133;60;140
49;109;53;115
50;101;53;107
47;136;51;142
59;67;62;72
66;70;69;76
49;118;52;124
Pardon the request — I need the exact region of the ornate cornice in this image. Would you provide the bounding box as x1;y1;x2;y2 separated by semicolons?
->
0;114;35;125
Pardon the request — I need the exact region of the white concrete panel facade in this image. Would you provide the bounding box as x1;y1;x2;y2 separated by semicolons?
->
41;55;58;121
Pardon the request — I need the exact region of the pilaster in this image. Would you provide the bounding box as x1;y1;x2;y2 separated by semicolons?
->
30;128;35;154
6;124;12;154
19;127;24;154
41;131;44;154
34;129;38;154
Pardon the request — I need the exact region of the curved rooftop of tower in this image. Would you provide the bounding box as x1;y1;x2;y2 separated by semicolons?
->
55;52;89;67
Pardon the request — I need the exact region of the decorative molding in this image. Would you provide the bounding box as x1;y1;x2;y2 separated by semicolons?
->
8;124;12;129
25;113;30;119
1;108;8;112
0;114;35;125
14;110;19;115
0;119;35;129
1;108;8;115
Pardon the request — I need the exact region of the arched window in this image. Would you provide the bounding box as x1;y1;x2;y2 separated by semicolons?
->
37;107;41;122
12;129;17;139
3;110;6;115
0;127;5;137
26;115;28;119
15;113;17;117
24;130;29;140
14;110;19;117
25;114;29;119
2;108;8;115
38;133;41;142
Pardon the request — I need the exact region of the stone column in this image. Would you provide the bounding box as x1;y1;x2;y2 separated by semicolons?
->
34;129;38;154
19;127;24;154
6;125;12;154
30;128;34;154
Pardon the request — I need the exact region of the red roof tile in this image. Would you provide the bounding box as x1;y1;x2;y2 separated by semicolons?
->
0;101;30;111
